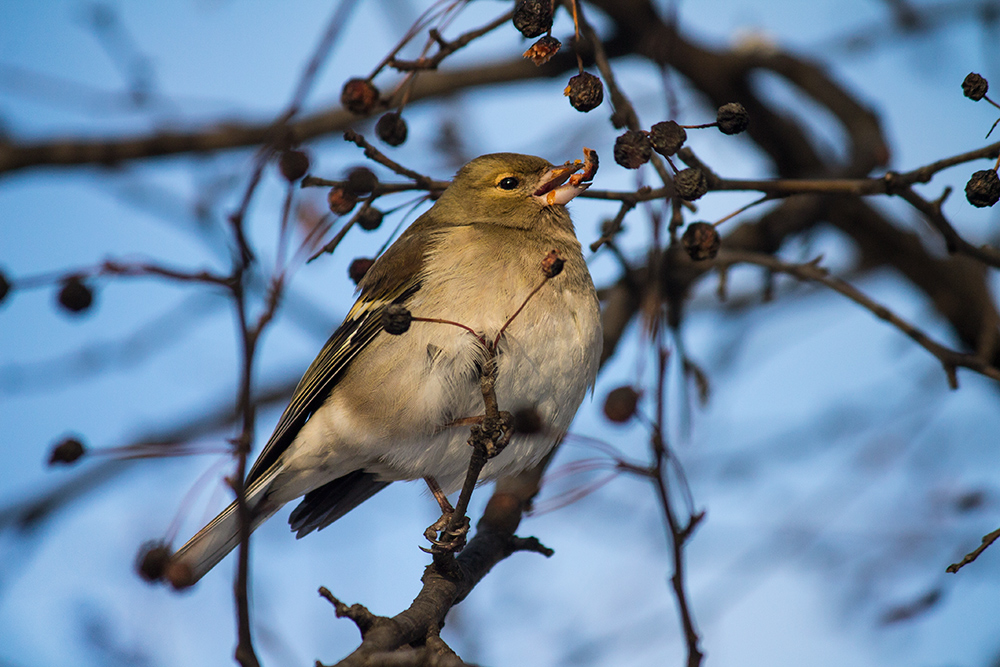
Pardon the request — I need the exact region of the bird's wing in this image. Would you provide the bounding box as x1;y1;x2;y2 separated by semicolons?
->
244;224;430;487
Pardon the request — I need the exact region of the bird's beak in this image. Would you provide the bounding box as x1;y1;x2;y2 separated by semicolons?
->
533;148;599;207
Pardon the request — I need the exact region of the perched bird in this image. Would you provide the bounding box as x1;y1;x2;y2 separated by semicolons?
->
167;152;602;587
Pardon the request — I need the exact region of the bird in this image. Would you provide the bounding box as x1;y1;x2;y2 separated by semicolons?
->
166;151;603;587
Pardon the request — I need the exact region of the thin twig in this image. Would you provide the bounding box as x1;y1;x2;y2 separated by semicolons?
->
947;526;1000;573
717;249;1000;387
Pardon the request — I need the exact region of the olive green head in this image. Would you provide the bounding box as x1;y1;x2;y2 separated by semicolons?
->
431;153;563;230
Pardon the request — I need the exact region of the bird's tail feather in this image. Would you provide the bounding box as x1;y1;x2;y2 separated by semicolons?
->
167;465;282;588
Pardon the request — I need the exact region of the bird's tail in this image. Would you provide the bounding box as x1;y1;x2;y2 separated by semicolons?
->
167;466;282;588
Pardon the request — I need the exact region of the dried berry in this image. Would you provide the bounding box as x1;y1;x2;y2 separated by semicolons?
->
357;206;384;231
376;111;408;147
48;436;85;465
513;0;553;38
346;166;378;195
279;150;310;182
340;78;379;115
512;406;544;434
327;187;358;215
716;102;749;135
541;250;564;278
564;72;604;113
962;73;989;101
136;541;171;582
523;35;561;66
681;221;721;261
649;120;686;157
381;303;412;335
965;169;1000;207
57;276;94;313
349;257;374;285
0;269;9;305
613;130;652;169
673;168;709;201
604;386;640;423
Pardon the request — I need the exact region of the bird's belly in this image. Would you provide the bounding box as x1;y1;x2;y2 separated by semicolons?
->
277;285;598;498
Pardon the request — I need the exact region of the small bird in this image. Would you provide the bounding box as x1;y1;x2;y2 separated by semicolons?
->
167;151;602;587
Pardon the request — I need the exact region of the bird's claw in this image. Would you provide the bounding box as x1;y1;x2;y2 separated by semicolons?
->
421;513;470;554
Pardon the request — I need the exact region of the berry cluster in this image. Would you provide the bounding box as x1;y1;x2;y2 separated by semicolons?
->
961;73;1000;208
613;103;749;171
339;77;409;148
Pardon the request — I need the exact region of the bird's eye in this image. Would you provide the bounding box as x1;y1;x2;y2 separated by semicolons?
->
498;176;520;190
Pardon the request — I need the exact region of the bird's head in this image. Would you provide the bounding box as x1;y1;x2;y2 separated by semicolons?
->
433;150;597;230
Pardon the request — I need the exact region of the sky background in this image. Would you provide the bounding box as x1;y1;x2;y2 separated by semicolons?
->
1;1;999;665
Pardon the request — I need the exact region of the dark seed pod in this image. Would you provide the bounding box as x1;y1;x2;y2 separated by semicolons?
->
512;406;544;434
0;269;10;305
346;166;378;195
649;120;687;157
681;221;721;261
716;102;749;135
965;169;1000;207
564;72;604;112
340;78;379;115
513;0;553;38
613;130;652;169
57;276;94;314
357;207;384;231
136;541;171;582
673;168;709;201
349;257;375;285
381;303;412;335
541;250;564;278
48;436;85;465
375;112;408;147
962;73;989;101
523;35;561;66
279;150;310;182
604;386;640;423
327;187;358;215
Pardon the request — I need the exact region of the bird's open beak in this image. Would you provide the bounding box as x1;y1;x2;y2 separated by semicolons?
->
533;148;599;207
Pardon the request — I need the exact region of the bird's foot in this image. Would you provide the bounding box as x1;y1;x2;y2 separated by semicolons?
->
421;512;470;554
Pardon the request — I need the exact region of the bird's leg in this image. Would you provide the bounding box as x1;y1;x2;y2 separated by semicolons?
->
423;477;462;544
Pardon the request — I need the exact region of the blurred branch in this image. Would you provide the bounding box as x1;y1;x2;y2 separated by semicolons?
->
947;526;1000;572
717;249;1000;387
